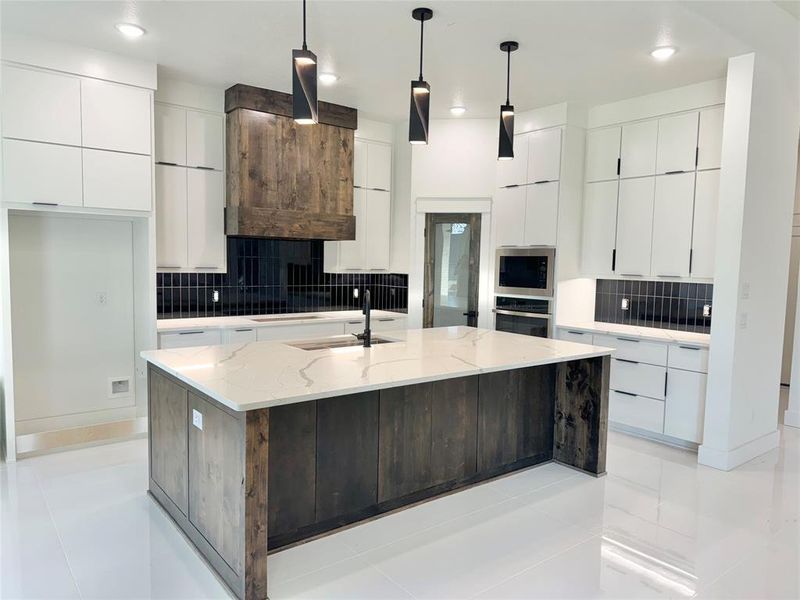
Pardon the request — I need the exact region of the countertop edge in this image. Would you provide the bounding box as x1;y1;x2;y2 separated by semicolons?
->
157;310;407;333
556;322;710;347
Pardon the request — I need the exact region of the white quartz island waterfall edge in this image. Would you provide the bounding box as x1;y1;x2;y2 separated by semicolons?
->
141;326;613;412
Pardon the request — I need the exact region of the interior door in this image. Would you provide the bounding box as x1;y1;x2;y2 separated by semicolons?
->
424;213;481;328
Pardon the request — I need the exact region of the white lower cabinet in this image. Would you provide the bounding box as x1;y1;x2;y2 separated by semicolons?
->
159;329;222;349
343;316;407;334
223;328;258;344
664;368;707;443
556;329;593;344
2;139;83;207
256;321;345;342
609;391;665;434
610;359;666;400
83;149;152;211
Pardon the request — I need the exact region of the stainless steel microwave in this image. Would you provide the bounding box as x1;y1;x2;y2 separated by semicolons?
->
495;247;555;297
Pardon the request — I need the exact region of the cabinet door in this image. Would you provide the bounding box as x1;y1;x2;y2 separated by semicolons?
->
155;165;188;269
585;127;621;182
353;140;368;188
186;110;224;170
526;128;561;183
159;329;222;349
81;79;151;155
2;139;82;207
615;177;655;276
187;169;225;269
366;142;392;191
149;369;188;515
651;173;695;278
339;188;366;268
496;133;529;188
656;112;699;174
155;104;187;166
664;368;706;443
581;181;618;275
691;170;720;278
620;121;658;178
365;189;391;269
697;106;724;170
523;182;559;246
82;149;152;211
1;65;81;145
493;185;526;247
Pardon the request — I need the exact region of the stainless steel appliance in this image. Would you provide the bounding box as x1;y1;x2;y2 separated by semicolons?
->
493;296;552;338
495;246;555;297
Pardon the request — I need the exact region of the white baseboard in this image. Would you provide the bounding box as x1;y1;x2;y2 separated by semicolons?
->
698;429;780;471
784;409;800;429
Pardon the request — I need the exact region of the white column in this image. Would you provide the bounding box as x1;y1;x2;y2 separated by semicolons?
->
788;254;800;428
699;52;800;470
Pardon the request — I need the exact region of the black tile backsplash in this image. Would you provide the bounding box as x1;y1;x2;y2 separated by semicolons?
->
157;237;408;319
594;279;713;334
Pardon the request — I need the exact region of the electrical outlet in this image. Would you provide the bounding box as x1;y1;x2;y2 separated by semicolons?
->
741;282;751;300
620;297;630;311
703;304;712;317
353;288;359;299
212;290;220;303
739;312;748;329
192;409;203;430
97;291;108;306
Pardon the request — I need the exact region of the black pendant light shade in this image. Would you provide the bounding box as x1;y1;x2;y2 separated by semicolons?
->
498;41;519;160
409;7;433;144
293;0;318;124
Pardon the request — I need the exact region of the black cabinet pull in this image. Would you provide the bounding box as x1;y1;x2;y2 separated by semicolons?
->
664;170;685;175
664;371;669;397
32;201;58;206
616;157;621;176
533;179;550;185
695;147;699;167
178;331;205;336
611;248;617;271
567;330;585;335
234;328;253;333
616;358;639;365
616;337;640;343
678;345;701;351
156;161;179;166
616;390;637;398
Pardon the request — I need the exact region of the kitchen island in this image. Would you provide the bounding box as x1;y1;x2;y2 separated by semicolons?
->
141;326;612;600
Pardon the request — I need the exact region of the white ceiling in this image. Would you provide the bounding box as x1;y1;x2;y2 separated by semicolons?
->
0;1;793;121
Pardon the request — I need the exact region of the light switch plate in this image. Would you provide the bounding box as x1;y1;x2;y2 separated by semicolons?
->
192;409;203;430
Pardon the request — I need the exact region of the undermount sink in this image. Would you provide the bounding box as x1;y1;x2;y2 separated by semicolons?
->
249;315;326;323
287;336;397;351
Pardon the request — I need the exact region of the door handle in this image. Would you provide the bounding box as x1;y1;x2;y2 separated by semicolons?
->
462;311;478;318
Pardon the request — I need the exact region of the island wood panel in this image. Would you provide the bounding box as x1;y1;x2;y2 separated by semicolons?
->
267;401;317;537
554;356;610;475
188;392;246;576
315;391;380;522
243;410;270;600
430;376;479;485
148;369;189;515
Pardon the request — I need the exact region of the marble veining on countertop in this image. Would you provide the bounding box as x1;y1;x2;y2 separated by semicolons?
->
141;326;613;412
556;321;710;347
157;310;406;332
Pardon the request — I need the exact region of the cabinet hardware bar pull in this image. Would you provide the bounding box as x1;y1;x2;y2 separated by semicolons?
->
664;371;669;396
193;165;215;170
178;331;205;335
656;274;682;278
616;358;639;364
234;328;253;332
505;184;520;188
619;273;643;277
616;337;639;343
611;248;616;271
347;321;362;324
566;330;585;335
695;146;699;167
616;157;621;176
32;201;58;206
689;249;694;273
372;188;389;192
156;161;178;166
616;390;637;397
678;345;701;350
377;318;395;322
664;170;685;175
533;179;550;184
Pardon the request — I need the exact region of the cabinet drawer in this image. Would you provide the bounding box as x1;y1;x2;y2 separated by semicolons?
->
373;317;406;332
609;390;664;434
223;328;257;344
256;322;345;342
668;344;709;373
557;329;593;344
159;329;222;349
2;139;82;206
592;333;667;365
610;359;666;400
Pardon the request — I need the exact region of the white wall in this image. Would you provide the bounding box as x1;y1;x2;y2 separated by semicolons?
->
786;150;800;428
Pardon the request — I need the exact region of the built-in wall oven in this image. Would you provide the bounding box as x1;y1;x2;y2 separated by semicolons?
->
495;246;555;297
493;296;552;339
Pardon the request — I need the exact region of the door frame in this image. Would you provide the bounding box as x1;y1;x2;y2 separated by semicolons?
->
423;213;482;328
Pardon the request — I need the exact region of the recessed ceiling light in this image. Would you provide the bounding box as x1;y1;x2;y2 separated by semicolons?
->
450;106;466;116
115;23;146;38
319;72;339;85
650;46;677;60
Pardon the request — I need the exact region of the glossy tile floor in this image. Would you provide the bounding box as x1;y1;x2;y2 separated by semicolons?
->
2;426;798;600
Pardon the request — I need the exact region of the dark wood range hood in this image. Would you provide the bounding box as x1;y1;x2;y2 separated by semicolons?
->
224;84;358;240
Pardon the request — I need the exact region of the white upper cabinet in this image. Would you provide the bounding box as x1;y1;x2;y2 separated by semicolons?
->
338;187;366;269
494;185;526;247
691;170;720;278
1;65;82;146
353;140;368;188
155;104;187;166
156;165;188;269
367;142;392;191
186;109;224;170
620;120;658;178
82;149;152;211
496;134;529;188
651;173;696;277
187;169;225;269
581;181;619;275
524;182;559;246
2;139;82;207
585;127;621;182
527;128;562;183
615;177;655;276
656;112;699;174
697;106;724;170
81;79;151;155
365;190;391;269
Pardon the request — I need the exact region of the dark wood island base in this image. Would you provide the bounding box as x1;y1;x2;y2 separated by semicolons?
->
147;355;609;600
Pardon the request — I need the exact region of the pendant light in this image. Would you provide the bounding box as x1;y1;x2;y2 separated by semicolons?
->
409;7;433;144
498;41;519;160
293;0;318;125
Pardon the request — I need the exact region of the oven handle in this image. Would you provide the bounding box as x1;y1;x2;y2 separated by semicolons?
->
492;309;552;319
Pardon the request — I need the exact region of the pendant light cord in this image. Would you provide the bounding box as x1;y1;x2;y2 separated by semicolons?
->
418;18;425;81
302;0;308;50
505;48;511;105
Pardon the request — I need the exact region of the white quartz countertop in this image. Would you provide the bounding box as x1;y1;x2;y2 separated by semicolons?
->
556;321;710;347
141;326;613;412
157;310;406;333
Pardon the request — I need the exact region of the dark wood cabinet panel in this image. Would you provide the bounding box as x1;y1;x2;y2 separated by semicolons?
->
267;401;317;537
519;365;557;461
188;393;245;576
244;410;269;600
316;392;380;522
149;369;189;515
430;376;479;485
